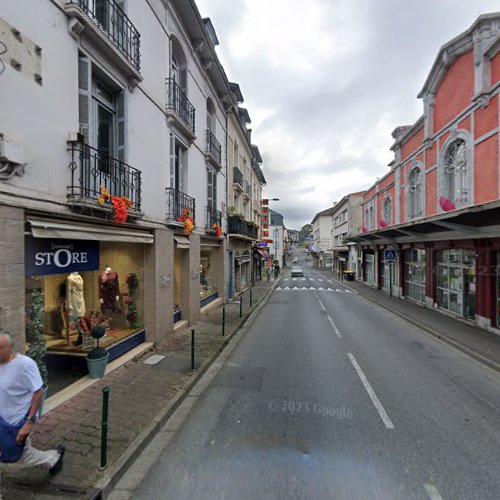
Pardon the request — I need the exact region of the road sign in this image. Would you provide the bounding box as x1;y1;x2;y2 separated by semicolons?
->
384;249;397;262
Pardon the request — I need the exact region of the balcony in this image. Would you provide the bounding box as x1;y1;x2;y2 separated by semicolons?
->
166;78;196;140
242;179;251;199
64;0;141;82
205;130;222;169
233;167;244;193
67;141;142;216
228;214;258;240
205;205;222;231
165;187;195;227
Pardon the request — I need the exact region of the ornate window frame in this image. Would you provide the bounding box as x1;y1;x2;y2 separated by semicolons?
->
405;160;425;221
437;128;473;211
382;195;392;225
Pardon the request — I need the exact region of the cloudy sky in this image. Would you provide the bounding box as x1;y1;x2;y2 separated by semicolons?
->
197;0;499;230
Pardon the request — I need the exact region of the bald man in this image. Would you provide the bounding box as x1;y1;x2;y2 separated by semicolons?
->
0;332;65;494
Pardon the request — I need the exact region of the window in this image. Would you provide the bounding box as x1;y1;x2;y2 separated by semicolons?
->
234;142;239;168
169;134;186;192
408;167;423;219
206;98;215;132
383;197;392;224
444;139;467;203
404;249;426;303
369;206;374;229
207;167;217;210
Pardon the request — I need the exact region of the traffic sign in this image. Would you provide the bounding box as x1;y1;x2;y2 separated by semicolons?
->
384;249;397;262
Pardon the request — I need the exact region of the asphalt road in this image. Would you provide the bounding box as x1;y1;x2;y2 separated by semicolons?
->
130;251;500;500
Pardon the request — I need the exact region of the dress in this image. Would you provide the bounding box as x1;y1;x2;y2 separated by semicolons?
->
66;273;85;317
99;271;120;313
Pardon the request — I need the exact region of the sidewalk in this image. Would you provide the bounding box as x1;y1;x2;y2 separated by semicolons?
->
0;278;277;500
331;272;500;371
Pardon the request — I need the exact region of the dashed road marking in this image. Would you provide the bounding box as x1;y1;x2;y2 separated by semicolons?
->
423;483;444;500
348;353;395;430
327;316;342;338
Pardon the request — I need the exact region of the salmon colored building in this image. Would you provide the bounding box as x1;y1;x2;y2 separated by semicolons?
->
353;13;500;332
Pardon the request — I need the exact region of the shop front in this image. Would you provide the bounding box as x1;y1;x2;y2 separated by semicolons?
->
25;217;152;380
364;251;376;285
200;239;222;307
404;249;426;303
436;249;476;319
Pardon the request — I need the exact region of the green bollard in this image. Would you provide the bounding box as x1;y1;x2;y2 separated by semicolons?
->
222;306;226;337
191;329;195;371
100;387;110;469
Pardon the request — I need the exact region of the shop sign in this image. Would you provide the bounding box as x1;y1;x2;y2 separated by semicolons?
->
26;237;100;276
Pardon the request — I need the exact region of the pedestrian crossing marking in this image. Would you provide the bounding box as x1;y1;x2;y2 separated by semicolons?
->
292;278;297;281
318;279;324;282
309;278;314;281
274;286;353;294
284;278;289;281
301;278;306;281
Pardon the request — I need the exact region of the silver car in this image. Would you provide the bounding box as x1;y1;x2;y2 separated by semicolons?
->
291;266;304;277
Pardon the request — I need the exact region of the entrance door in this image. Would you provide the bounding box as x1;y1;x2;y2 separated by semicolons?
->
464;267;476;319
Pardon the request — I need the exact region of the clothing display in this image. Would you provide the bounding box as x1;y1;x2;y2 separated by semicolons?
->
66;273;85;317
99;268;121;313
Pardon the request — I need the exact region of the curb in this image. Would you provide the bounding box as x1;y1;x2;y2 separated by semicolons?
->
331;275;500;374
94;280;279;498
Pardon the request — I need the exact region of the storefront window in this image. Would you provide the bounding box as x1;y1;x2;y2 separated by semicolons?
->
25;238;145;355
436;249;475;318
365;253;375;284
200;248;219;302
404;249;426;303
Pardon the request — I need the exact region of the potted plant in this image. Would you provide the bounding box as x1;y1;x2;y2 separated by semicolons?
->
228;205;236;214
26;289;49;416
86;325;109;379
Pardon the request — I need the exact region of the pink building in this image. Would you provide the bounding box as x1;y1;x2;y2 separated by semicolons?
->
353;13;500;332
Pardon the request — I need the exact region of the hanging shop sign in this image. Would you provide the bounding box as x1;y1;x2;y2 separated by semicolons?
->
25;237;100;276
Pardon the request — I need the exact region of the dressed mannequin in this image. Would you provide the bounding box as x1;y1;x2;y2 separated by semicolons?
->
99;265;121;313
67;272;86;317
67;272;85;339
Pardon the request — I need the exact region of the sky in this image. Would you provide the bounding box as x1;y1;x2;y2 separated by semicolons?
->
196;0;500;230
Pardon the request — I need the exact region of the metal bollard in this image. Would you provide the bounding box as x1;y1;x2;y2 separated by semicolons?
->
222;306;226;337
191;329;195;371
239;296;243;318
250;288;253;308
100;387;110;469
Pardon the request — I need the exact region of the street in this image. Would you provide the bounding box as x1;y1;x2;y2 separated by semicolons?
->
126;251;500;500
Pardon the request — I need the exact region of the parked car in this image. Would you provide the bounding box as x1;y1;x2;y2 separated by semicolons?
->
291;267;304;277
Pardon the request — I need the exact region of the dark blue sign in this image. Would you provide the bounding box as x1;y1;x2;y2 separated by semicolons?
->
25;237;100;276
384;249;397;262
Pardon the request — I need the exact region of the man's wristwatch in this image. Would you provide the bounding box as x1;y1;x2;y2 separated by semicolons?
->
27;415;38;423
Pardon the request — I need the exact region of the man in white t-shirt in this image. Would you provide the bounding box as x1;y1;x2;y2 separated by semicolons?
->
0;332;65;496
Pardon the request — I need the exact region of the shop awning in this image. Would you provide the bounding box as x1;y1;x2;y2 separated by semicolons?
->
255;248;271;259
27;218;154;244
174;235;190;249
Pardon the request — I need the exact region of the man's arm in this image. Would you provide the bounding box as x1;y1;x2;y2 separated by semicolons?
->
15;388;43;444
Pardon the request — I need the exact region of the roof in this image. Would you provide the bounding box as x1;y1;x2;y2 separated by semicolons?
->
229;82;244;103
251;145;263;164
238;107;251;124
311;206;335;224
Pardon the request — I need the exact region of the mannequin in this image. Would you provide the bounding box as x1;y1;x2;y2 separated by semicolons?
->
99;265;121;313
67;272;86;317
67;272;85;339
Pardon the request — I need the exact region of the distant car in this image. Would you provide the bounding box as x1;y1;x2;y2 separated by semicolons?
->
291;267;304;277
292;258;299;264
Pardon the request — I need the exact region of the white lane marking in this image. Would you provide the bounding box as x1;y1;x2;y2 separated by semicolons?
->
423;483;444;500
309;287;316;290
327;315;342;338
276;287;282;290
327;288;334;292
309;278;314;281
283;287;291;290
318;287;325;291
318;279;324;282
336;288;342;292
284;278;289;281
345;289;353;294
347;353;395;430
292;278;297;281
301;278;306;281
318;299;326;312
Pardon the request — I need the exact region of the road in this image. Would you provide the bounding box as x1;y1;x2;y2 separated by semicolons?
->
129;251;500;500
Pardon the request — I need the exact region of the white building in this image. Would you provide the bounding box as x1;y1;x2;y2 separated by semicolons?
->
310;207;335;269
0;0;251;386
268;209;284;268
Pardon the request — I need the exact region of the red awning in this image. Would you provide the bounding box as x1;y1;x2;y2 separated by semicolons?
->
256;248;271;259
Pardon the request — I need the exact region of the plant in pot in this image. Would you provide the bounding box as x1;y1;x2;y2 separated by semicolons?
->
86;325;109;379
26;289;49;417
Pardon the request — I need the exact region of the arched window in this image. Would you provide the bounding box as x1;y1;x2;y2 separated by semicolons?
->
383;196;392;224
408;167;422;219
369;206;374;229
365;208;369;229
171;37;187;91
444;139;467;203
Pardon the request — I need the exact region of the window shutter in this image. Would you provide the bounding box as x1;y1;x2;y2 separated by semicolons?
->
178;146;184;192
116;90;126;163
207;169;213;208
78;55;91;144
169;134;175;188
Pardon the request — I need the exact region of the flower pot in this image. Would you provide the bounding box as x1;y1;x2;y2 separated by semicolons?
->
86;353;110;379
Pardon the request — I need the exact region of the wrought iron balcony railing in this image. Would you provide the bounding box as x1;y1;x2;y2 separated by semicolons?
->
228;215;258;239
166;187;196;223
205;205;222;230
66;0;141;71
68;141;142;212
205;130;222;166
166;78;196;134
233;167;243;188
